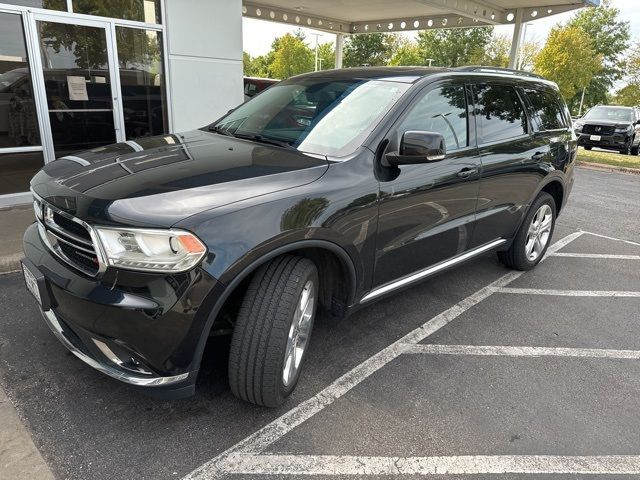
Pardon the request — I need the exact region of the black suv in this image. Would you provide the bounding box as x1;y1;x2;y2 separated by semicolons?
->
22;67;576;406
574;105;640;155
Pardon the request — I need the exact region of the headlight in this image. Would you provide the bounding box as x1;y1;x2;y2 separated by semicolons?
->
573;122;584;131
614;125;632;133
95;227;206;273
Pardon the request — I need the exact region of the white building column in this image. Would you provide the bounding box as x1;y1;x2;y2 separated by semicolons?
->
508;8;524;70
164;0;244;131
335;33;344;69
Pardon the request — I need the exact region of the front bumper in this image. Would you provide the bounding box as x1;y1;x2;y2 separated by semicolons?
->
41;308;189;387
22;223;224;399
576;132;630;149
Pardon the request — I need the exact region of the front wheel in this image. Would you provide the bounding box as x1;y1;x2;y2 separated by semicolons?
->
620;140;632;155
228;255;318;407
498;192;556;271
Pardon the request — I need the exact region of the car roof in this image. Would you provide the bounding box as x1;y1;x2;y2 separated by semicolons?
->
288;66;550;86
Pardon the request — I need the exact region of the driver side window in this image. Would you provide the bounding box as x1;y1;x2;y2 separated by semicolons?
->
397;85;468;152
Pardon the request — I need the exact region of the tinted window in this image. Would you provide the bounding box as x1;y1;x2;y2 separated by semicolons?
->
397;85;468;151
474;84;528;144
524;87;568;131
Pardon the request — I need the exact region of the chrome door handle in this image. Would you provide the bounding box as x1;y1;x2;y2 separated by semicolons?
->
457;167;478;178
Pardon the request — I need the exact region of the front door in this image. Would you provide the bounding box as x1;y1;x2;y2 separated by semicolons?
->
373;82;481;288
32;14;123;159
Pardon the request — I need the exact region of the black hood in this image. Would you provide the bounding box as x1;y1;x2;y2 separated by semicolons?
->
31;130;329;227
580;119;630;127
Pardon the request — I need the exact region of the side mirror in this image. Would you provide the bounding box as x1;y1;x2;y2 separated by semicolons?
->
385;131;446;166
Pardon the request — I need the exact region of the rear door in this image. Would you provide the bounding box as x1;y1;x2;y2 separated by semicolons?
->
469;81;547;247
521;84;574;171
373;81;482;287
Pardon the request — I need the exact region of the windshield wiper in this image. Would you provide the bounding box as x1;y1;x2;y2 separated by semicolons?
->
208;125;232;136
232;133;295;150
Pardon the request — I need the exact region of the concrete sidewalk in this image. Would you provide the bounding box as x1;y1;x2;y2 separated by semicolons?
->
0;387;54;480
0;205;33;274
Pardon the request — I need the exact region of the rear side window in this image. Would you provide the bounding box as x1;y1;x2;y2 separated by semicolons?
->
523;87;569;131
474;84;528;144
396;85;468;152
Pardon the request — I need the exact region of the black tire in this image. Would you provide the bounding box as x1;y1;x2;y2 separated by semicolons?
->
583;146;592;151
498;192;556;271
631;142;639;156
620;140;632;155
228;255;318;407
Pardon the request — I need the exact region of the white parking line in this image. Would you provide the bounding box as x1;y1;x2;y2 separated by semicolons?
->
497;288;640;297
182;231;584;480
405;344;640;359
581;230;640;247
221;453;640;476
552;252;640;260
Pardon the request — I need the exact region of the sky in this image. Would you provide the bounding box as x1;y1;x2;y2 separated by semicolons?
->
242;0;640;57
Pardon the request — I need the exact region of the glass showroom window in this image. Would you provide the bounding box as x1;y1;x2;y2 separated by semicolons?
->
72;0;163;24
2;1;66;10
116;27;168;139
0;11;45;195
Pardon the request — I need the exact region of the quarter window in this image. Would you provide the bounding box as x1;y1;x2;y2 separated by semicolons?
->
397;85;468;151
523;87;568;131
474;84;528;144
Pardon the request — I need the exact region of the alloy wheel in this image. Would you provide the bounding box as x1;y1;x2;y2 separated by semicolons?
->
524;204;553;262
282;280;315;387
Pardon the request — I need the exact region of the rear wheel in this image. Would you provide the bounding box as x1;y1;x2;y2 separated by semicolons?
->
228;255;318;407
498;192;556;271
583;146;592;151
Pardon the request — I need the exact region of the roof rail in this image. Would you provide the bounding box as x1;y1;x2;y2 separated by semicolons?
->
454;66;544;80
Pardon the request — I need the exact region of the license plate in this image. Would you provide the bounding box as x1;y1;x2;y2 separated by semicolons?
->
22;263;42;306
590;135;601;141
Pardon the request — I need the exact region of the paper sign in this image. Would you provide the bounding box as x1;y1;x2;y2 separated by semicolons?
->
67;76;88;101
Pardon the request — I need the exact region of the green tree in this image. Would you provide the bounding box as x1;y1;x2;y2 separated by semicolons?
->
612;84;640;107
416;26;493;67
243;51;254;76
471;34;510;67
534;26;602;102
625;40;640;85
243;52;270;77
518;41;541;72
343;33;399;67
269;33;314;79
317;42;335;70
566;0;630;110
389;40;423;66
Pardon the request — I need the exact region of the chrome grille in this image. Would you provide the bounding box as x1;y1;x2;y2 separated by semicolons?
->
34;196;103;276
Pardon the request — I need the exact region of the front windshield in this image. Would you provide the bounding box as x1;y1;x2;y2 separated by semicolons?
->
211;78;410;157
583;106;633;123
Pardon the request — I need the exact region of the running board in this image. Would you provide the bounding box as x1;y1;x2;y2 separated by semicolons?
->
360;239;507;303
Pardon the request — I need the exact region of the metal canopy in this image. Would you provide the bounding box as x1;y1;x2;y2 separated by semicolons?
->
242;0;600;35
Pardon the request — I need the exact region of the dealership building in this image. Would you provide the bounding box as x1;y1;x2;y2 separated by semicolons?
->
0;0;597;206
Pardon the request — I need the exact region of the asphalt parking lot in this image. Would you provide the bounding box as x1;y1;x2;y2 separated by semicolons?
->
1;166;639;479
